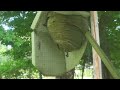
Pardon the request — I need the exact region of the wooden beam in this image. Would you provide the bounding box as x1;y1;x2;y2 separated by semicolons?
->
90;11;102;79
31;11;42;30
85;31;120;79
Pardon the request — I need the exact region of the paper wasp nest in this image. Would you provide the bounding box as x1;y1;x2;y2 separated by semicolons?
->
47;12;89;52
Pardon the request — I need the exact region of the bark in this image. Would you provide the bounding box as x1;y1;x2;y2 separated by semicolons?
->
99;12;113;79
39;71;42;79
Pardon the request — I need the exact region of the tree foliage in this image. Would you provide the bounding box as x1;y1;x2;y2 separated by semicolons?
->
0;11;37;59
0;11;38;78
0;59;39;79
99;12;120;66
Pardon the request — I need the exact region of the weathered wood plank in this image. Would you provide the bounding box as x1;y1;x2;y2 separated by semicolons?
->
85;31;120;79
90;11;102;79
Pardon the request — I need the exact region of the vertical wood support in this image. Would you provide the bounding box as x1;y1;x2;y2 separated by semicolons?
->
90;11;102;79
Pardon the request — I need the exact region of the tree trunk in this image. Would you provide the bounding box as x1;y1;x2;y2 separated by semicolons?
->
56;68;75;79
99;12;113;79
39;71;43;79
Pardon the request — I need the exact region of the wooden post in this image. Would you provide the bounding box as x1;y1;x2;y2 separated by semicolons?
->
90;11;102;79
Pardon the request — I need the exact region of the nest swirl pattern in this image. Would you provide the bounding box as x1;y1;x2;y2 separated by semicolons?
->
47;12;88;52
